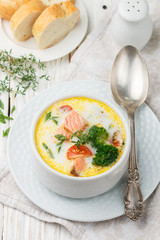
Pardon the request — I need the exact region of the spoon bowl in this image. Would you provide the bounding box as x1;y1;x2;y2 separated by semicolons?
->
111;46;149;113
110;46;149;221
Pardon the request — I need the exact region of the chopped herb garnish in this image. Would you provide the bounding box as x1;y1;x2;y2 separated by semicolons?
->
0;99;4;110
48;149;54;159
11;105;16;114
42;142;48;150
3;127;10;137
71;130;89;149
45;111;51;121
42;142;54;158
55;134;68;152
45;112;58;125
108;124;112;129
121;140;125;150
52;116;58;125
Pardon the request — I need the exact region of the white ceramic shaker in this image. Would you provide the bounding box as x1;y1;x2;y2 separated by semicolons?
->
111;0;153;50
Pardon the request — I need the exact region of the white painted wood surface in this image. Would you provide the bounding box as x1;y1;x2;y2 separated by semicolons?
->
0;0;153;238
0;0;108;239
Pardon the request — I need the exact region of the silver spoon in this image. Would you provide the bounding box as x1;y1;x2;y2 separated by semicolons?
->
110;46;149;221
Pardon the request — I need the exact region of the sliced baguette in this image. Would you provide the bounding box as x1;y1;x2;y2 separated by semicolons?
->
32;1;80;49
41;0;74;7
10;0;46;41
0;0;19;20
0;0;31;20
14;0;31;7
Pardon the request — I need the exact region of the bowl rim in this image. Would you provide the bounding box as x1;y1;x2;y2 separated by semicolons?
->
30;94;131;181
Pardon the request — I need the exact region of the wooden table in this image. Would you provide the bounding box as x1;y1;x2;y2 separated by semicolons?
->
0;1;110;239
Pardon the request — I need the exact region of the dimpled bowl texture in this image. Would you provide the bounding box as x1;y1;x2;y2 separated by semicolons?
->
30;95;131;198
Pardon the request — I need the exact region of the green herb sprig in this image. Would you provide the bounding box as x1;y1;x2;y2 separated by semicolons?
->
55;134;68;153
0;99;13;124
0;50;51;136
0;50;50;97
45;111;58;125
71;130;89;149
42;142;54;159
0;99;14;136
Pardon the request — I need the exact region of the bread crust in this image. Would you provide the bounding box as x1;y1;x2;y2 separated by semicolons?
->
0;0;18;20
0;0;31;20
0;0;74;20
33;1;80;49
10;0;46;41
41;0;75;7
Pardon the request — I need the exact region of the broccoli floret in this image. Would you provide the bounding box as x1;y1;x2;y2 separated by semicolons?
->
88;125;108;148
92;144;119;166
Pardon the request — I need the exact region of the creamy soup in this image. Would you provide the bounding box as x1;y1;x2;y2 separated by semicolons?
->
35;97;126;177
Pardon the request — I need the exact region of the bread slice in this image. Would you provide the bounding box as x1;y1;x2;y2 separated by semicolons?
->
10;0;46;41
41;0;75;7
32;1;80;49
0;0;31;20
0;0;19;20
14;0;31;7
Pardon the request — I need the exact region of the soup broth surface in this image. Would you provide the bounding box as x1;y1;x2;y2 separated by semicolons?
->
35;97;126;177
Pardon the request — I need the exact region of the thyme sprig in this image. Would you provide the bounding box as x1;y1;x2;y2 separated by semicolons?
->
0;50;51;136
71;130;89;149
0;50;50;96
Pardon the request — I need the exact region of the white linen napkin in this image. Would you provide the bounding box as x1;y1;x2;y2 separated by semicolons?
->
0;0;160;239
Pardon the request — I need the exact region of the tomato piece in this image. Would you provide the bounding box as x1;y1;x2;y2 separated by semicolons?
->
110;131;122;147
59;105;73;111
67;145;92;159
112;140;121;148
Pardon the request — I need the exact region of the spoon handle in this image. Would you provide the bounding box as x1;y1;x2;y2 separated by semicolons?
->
124;112;143;221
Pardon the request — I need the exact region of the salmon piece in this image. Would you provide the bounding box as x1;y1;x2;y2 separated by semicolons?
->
67;145;92;159
64;111;88;133
70;166;79;177
53;125;72;141
70;157;86;176
74;157;86;172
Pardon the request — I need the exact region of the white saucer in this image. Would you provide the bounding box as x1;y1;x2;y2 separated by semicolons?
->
7;80;160;222
0;0;88;62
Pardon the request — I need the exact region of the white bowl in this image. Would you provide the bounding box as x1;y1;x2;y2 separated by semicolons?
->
30;95;131;199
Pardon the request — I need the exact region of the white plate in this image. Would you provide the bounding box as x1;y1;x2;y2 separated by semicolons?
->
0;0;88;62
7;80;160;222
